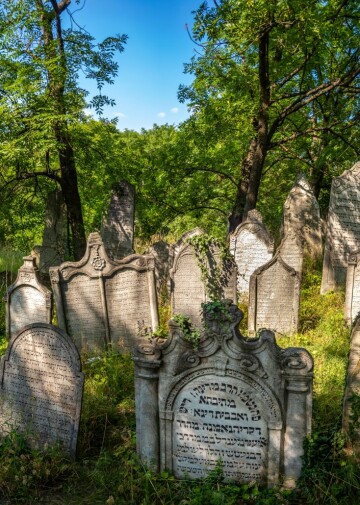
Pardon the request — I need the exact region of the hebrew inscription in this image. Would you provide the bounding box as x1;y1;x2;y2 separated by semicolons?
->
173;377;267;482
0;324;84;455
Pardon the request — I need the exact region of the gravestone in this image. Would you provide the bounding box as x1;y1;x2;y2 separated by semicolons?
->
4;256;52;339
248;253;301;335
321;162;360;293
282;172;322;258
277;232;304;273
101;180;135;260
134;301;313;488
0;323;84;456
50;232;158;352
170;230;237;327
38;189;69;273
344;250;360;324
342;317;360;446
229;210;274;299
145;240;171;299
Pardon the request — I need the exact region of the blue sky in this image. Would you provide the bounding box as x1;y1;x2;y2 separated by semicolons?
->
65;0;200;131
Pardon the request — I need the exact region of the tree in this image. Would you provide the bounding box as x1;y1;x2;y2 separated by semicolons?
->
0;0;126;258
180;0;360;231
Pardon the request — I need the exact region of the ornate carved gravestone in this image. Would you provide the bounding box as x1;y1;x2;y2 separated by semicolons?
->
0;323;84;456
134;302;313;488
50;232;158;352
229;210;274;299
321;162;360;293
38;189;70;273
345;251;360;324
342;317;360;446
277;232;304;274
4;256;52;339
170;230;237;328
101;180;135;260
248;253;301;335
282;172;322;258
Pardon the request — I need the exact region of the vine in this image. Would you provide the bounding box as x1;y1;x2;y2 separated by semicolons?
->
172;314;201;351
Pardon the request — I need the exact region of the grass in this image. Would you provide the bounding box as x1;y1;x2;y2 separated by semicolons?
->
0;255;359;503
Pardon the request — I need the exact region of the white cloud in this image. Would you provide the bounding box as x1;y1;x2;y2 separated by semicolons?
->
117;112;126;118
157;112;166;118
170;107;179;113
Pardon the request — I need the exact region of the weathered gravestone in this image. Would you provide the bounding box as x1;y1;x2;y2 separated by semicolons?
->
170;230;237;328
321;162;360;294
282;172;322;258
4;256;52;339
101;180;135;260
38;189;70;273
277;232;304;274
342;317;360;446
248;253;301;335
345;250;360;325
145;240;171;299
50;232;158;352
0;323;84;456
229;210;274;299
134;301;313;488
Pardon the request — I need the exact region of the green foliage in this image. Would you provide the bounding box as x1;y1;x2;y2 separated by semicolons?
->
172;314;201;351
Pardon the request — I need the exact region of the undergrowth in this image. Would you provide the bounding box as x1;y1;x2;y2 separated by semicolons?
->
0;256;359;503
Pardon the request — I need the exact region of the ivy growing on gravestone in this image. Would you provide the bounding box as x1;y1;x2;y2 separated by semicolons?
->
187;234;232;301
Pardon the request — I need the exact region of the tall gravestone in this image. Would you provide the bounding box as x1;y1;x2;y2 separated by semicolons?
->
229;210;274;299
145;241;171;299
134;301;313;488
38;189;69;273
321;162;360;293
4;256;52;339
248;253;301;335
0;323;84;456
342;317;360;447
101;180;135;260
170;230;237;328
277;232;304;274
50;232;158;352
344;250;360;324
282;172;322;258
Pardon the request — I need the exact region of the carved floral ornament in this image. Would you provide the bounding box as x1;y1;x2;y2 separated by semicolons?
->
91;255;106;271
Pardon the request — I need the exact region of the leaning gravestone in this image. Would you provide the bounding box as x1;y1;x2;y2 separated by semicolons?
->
344;250;360;324
101;180;135;260
229;210;274;299
0;323;84;456
50;232;158;352
321;162;360;293
4;256;52;339
170;230;237;328
248;253;301;335
342;317;360;446
282;172;322;258
134;301;313;488
38;189;69;273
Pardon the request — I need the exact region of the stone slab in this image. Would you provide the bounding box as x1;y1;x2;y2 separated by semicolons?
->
0;323;84;456
321;162;360;293
50;232;158;352
342;318;360;445
134;301;313;488
248;253;301;335
101;180;135;259
278;233;304;274
4;256;52;339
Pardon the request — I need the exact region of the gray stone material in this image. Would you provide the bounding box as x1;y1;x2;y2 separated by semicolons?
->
134;302;313;487
38;189;69;273
321;162;360;293
345;250;360;325
282;172;322;258
101;180;135;259
4;256;52;339
0;323;84;456
145;240;171;299
248;253;301;335
278;232;304;274
229;210;274;299
342;318;360;444
170;230;237;328
50;232;159;352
